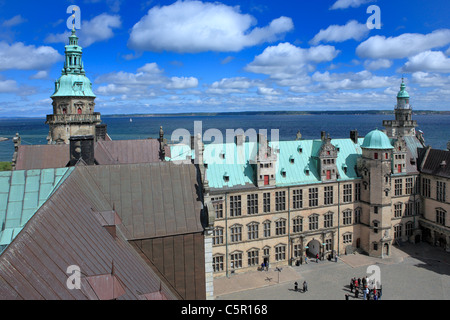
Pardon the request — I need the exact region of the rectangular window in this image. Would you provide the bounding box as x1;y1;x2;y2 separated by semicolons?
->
292;217;303;233
275;219;286;235
343;233;352;244
212;227;224;245
211;197;223;219
405;223;413;236
394;225;402;239
437;181;446;202
230;195;242;217
213;255;224;273
292;189;303;209
325;238;332;251
395;179;403;196
394;203;402;218
230;225;242;243
405;178;413;194
309;215;319;231
324;186;333;205
247;250;259;267
436;208;446;226
354;208;361;224
405;202;413;216
343;210;352;225
309;187;318;207
247;194;258;215
275;191;286;211
230;252;242;270
355;183;361;202
275;245;286;261
422;178;431;198
324;212;333;228
263;192;271;213
247;223;259;240
263;221;271;238
343;184;352;203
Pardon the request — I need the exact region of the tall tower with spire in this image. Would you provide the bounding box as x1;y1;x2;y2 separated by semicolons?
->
46;28;101;144
383;78;417;138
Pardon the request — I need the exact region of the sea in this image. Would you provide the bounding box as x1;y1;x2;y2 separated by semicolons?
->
0;113;449;162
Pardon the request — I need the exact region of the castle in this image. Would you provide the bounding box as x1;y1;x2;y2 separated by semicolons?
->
2;30;449;299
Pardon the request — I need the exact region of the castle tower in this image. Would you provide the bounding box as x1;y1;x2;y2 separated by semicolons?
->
383;79;417;138
46;28;101;144
357;129;394;258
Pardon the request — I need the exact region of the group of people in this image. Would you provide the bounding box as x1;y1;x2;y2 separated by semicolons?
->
348;276;382;300
294;281;308;293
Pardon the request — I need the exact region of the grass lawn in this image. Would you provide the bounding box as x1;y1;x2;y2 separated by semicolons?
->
0;162;12;171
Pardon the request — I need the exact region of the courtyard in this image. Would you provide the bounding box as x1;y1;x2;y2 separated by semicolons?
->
214;242;450;300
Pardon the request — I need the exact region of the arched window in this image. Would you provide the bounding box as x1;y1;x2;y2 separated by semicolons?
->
77;107;82;114
62;108;67;114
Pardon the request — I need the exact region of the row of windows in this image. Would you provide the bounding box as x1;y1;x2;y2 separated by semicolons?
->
211;184;361;219
393;177;420;196
394;201;421;218
212;234;352;272
212;209;362;245
393;222;415;239
422;178;446;203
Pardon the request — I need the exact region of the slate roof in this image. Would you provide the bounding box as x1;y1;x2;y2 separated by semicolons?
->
83;162;204;240
420;148;450;179
14;139;170;170
0;166;179;300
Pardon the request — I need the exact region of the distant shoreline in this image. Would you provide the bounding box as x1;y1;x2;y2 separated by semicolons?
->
0;110;450;119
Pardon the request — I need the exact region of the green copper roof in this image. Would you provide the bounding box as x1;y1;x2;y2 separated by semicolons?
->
169;137;365;189
0;167;74;254
361;129;393;150
51;29;96;98
397;80;409;99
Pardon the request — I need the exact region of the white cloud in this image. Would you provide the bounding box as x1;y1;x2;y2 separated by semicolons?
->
96;62;198;97
128;0;293;53
257;87;282;95
401;51;450;73
311;70;394;91
0;79;17;93
166;77;198;90
310;20;369;45
330;0;373;10
0;42;63;71
245;42;340;79
356;29;450;60
207;77;261;94
45;13;121;47
411;72;450;87
2;15;27;27
363;59;393;70
80;13;122;47
29;70;49;80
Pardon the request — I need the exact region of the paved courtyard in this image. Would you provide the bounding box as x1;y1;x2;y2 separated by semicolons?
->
214;242;450;300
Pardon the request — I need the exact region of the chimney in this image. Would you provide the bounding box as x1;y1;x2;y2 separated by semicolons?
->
69;135;95;166
350;130;358;144
321;131;326;141
11;133;21;170
159;126;166;161
235;134;245;146
95;124;107;141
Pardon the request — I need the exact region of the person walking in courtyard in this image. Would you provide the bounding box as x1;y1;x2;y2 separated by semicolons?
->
303;281;308;293
350;278;354;293
294;282;298;292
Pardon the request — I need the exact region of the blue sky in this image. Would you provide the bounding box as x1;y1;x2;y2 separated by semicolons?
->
0;0;450;116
